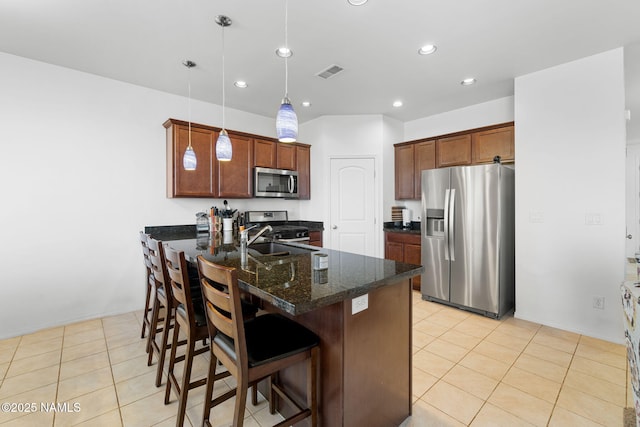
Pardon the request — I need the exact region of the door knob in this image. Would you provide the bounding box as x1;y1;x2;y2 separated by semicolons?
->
332;225;338;230
627;234;633;240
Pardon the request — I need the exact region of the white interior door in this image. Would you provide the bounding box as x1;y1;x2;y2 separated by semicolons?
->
626;145;640;257
329;157;376;256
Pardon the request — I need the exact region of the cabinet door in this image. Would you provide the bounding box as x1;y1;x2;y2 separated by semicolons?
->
254;138;277;168
414;140;435;199
472;126;514;164
168;124;215;198
385;241;404;262
404;243;422;289
296;144;311;200
216;133;253;198
436;134;472;167
276;144;297;170
395;144;415;200
308;230;322;247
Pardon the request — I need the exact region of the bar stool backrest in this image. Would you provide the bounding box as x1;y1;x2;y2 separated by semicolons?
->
197;257;248;374
164;246;198;329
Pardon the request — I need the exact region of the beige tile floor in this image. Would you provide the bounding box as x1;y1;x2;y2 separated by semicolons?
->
0;291;630;426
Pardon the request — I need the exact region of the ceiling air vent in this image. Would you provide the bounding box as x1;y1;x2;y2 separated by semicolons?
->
316;64;344;79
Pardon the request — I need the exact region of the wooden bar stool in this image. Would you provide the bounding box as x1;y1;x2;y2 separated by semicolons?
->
139;232;155;341
147;237;183;387
164;246;211;427
197;255;320;427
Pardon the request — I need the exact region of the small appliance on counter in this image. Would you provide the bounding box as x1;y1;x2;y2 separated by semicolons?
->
402;208;411;228
196;212;209;233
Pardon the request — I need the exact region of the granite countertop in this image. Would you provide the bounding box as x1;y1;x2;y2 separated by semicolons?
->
383;221;421;235
153;233;423;316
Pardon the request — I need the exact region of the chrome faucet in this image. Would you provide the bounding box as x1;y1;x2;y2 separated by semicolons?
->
247;225;272;246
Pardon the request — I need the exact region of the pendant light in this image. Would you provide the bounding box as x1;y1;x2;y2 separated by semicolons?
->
276;0;298;142
215;15;232;161
182;60;197;170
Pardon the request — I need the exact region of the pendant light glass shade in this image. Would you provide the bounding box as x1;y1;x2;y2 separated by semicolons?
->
276;97;298;142
216;15;233;161
216;129;232;161
183;145;197;170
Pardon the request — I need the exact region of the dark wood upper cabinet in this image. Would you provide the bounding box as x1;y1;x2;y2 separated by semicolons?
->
165;119;311;199
276;144;297;170
436;134;472;168
253;138;277;168
216;133;253;198
394;140;435;200
394;144;416;200
414;140;436;198
394;122;514;200
472;125;514;164
165;121;217;198
296;144;311;200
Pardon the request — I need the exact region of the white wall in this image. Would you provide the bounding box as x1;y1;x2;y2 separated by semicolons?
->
0;52;295;339
300;115;396;257
398;97;515;220
514;48;626;343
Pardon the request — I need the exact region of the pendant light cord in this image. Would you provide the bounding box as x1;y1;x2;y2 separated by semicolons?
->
188;66;192;148
284;0;289;98
221;24;226;130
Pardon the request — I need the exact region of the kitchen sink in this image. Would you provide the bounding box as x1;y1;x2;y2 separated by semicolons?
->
248;242;318;257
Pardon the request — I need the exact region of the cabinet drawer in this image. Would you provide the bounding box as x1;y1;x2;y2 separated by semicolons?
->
385;232;421;245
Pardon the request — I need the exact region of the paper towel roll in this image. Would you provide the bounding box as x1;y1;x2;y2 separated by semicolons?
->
402;209;411;227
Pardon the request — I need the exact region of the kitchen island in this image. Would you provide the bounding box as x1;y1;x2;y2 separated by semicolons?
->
147;228;422;426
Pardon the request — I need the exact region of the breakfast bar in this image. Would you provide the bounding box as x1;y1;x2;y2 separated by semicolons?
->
153;230;423;427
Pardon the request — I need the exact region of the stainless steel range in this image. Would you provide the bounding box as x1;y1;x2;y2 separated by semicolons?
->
244;211;309;243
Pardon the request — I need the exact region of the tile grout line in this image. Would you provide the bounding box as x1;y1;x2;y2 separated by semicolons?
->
98;319;124;427
459;314;539;426
51;326;65;427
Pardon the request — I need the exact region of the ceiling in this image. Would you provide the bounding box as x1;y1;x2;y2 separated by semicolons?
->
2;0;640;139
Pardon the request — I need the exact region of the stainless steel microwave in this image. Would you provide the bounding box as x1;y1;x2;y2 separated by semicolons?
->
254;167;299;198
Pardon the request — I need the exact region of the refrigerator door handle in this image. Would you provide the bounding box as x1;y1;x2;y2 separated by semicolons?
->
449;188;456;261
443;189;451;261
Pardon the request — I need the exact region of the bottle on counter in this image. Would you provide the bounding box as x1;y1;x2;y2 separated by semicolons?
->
196;212;209;233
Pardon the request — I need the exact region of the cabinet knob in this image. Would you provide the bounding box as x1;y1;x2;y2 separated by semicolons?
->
627;234;633;240
332;225;338;230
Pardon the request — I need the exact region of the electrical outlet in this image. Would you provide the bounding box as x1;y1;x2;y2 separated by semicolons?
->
593;296;605;310
352;294;368;315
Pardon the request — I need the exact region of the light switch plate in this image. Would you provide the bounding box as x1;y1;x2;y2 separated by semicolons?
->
352;294;368;315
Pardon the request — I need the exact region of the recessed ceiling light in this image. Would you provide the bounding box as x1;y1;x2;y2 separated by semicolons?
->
393;100;403;108
302;101;311;107
461;78;477;86
234;81;247;88
275;47;292;58
348;0;368;5
418;44;437;55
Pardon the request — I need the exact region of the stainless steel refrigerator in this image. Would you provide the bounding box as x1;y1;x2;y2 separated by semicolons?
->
421;164;515;318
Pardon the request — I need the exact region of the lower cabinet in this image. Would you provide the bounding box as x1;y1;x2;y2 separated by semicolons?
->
384;231;421;290
309;230;323;247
